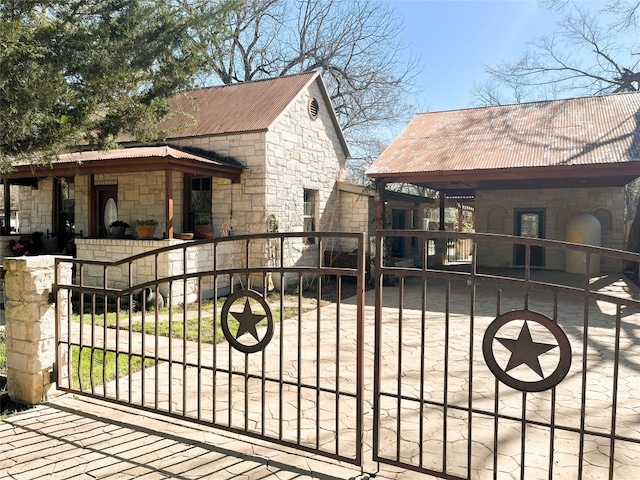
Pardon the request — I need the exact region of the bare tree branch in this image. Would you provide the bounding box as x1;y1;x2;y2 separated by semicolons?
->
191;0;421;166
476;1;640;104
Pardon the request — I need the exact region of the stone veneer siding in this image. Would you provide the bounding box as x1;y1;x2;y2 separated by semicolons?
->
332;184;375;254
15;79;350;292
4;256;71;404
171;79;346;238
172;78;348;287
475;187;625;271
75;238;243;303
19;179;53;233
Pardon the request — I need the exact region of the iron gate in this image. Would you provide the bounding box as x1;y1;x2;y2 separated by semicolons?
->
374;230;640;479
54;232;366;465
54;230;640;478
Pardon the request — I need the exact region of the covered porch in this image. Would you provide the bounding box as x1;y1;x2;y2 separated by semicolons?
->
0;145;245;263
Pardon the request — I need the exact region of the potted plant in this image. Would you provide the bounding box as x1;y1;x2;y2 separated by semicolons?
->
109;220;129;238
135;219;158;240
194;214;214;239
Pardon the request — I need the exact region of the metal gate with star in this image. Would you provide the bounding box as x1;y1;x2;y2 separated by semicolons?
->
54;230;640;478
54;232;366;466
373;230;640;479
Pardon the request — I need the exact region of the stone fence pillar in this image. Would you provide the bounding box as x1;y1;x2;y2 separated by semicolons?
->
4;256;71;404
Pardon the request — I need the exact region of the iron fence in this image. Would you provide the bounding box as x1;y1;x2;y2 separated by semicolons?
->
54;232;366;466
374;230;640;479
0;277;5;377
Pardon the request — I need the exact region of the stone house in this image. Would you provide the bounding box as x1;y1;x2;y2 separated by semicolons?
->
0;72;365;294
367;92;640;272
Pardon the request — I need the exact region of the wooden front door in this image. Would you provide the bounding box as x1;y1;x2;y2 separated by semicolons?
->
96;185;118;238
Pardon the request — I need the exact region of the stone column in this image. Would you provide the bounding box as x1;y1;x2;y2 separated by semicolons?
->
4;255;71;404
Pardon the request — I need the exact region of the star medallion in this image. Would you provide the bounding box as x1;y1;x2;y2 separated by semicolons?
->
232;298;266;342
221;289;274;354
483;310;572;392
496;321;557;378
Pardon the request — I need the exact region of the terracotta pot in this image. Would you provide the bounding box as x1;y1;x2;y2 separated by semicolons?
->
175;232;194;240
136;225;156;240
194;224;214;239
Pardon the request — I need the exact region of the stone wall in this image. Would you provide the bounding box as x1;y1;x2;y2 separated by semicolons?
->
171;78;350;284
19;179;53;233
171;131;265;236
75;238;244;303
475;187;625;271
264;80;347;234
170;79;348;239
92;171;182;235
4;256;71;404
331;183;375;255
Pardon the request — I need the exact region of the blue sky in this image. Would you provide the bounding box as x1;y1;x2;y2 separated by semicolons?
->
390;0;570;112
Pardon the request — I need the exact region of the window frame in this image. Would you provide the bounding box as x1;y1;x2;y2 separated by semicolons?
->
184;176;213;231
303;188;318;244
54;177;75;234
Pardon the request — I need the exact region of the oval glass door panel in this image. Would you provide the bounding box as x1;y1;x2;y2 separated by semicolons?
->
104;197;117;232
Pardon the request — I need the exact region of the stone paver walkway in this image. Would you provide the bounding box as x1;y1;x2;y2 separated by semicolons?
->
1;394;412;479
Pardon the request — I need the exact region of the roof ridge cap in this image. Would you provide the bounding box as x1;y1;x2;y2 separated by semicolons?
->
181;71;319;96
421;90;640;115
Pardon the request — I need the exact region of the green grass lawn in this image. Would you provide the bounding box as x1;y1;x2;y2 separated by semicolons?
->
73;298;298;344
64;296;300;391
70;345;155;390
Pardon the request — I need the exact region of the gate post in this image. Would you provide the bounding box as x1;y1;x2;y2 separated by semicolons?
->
4;256;71;404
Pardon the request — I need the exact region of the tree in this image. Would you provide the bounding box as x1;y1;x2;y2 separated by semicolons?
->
0;0;232;172
190;0;420;164
474;1;640;252
475;1;640;105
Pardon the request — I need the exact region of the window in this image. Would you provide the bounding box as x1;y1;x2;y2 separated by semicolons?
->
55;178;75;233
187;177;212;231
303;189;317;244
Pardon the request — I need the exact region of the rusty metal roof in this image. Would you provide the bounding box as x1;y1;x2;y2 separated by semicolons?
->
53;145;241;166
368;92;640;178
5;145;245;183
160;71;314;136
120;71;350;157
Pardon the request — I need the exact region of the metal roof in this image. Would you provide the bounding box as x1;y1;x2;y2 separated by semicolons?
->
367;92;640;191
161;72;319;137
53;145;242;167
120;71;350;158
4;145;245;183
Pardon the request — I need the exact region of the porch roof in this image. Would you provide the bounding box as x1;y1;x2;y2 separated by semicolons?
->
1;145;245;183
367;92;640;194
